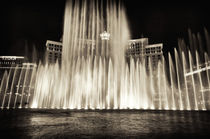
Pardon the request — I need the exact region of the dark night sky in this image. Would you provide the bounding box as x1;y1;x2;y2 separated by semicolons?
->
1;0;210;59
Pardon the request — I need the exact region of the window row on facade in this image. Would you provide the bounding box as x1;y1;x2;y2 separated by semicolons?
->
47;47;62;52
48;43;62;48
0;61;16;65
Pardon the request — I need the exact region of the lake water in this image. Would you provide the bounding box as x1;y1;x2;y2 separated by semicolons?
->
0;109;210;138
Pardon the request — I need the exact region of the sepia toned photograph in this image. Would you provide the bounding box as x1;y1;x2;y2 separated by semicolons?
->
1;0;210;138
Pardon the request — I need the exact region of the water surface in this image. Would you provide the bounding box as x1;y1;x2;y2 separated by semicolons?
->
0;109;210;138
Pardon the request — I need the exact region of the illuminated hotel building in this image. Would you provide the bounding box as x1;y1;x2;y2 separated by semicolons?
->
45;37;163;69
0;56;26;67
126;38;163;70
46;40;62;64
0;56;36;76
46;39;97;64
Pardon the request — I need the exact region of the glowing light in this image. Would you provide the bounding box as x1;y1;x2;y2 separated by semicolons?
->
0;56;24;60
31;102;38;108
100;31;110;40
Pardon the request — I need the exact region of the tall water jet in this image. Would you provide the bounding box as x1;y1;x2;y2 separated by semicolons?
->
168;53;176;110
7;66;18;109
182;52;191;110
0;71;8;109
162;57;169;110
188;51;198;110
157;62;162;110
174;48;183;110
31;0;133;109
195;51;206;110
1;69;11;109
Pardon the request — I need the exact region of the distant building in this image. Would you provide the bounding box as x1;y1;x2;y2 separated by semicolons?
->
0;56;26;68
46;39;97;64
0;56;37;76
81;39;96;57
45;37;163;69
22;63;37;68
145;43;163;69
126;38;149;57
46;40;62;64
126;38;163;70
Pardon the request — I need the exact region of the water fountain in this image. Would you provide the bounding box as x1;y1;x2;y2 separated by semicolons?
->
0;0;210;110
0;64;36;109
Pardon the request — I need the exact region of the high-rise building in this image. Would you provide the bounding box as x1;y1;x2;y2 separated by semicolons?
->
46;40;62;64
46;39;97;64
45;37;163;70
126;38;149;57
126;38;163;70
145;43;163;70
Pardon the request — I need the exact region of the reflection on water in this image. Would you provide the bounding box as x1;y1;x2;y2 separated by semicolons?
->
0;110;210;138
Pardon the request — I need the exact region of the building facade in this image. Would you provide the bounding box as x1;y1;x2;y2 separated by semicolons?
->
0;56;26;68
46;40;62;64
145;43;163;69
0;56;36;80
126;38;163;70
46;39;97;64
0;56;26;84
126;38;149;57
45;37;163;70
